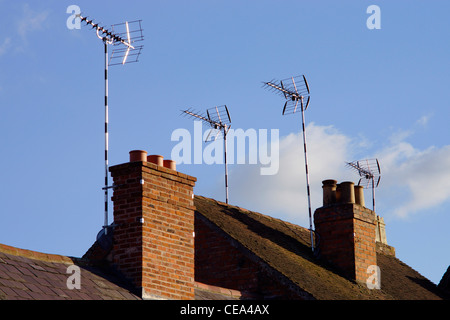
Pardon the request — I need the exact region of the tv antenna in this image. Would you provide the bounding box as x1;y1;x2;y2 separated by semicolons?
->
346;159;381;212
182;105;232;204
77;14;144;233
263;75;315;253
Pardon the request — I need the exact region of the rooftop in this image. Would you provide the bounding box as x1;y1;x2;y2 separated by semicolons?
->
0;195;446;300
193;195;445;300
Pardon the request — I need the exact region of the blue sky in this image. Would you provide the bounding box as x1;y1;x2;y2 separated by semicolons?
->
1;0;449;286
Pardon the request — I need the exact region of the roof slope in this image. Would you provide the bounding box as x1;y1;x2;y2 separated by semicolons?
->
0;244;139;300
194;195;445;300
0;242;242;300
377;253;446;300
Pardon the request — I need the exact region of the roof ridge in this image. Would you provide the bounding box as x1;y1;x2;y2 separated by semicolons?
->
194;194;312;241
0;243;75;264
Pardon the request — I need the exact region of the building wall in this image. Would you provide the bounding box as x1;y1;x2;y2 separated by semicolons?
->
194;214;308;299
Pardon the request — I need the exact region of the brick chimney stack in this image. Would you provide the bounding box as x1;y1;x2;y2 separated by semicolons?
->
109;150;197;300
314;180;377;284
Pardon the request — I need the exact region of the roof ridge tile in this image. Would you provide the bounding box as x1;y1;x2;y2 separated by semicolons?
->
0;243;75;265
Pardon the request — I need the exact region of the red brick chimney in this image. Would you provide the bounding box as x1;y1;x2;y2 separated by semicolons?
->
314;180;377;284
109;150;197;300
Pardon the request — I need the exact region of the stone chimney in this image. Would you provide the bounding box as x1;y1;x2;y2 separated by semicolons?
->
314;180;377;284
109;150;197;300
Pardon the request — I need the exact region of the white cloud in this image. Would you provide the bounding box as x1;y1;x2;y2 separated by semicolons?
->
16;4;49;42
377;143;450;218
228;123;353;226
416;114;432;127
0;4;50;56
0;4;49;57
0;37;11;56
226;120;450;226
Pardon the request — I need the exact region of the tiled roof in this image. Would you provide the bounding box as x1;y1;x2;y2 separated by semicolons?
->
0;244;139;300
193;195;446;300
0;243;244;300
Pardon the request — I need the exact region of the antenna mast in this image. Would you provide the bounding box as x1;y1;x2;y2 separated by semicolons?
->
263;75;315;253
182;106;232;204
77;14;144;233
346;159;381;212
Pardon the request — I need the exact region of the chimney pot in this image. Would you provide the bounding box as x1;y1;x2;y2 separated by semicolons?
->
147;154;164;166
354;185;365;207
322;179;337;206
129;150;147;162
336;181;355;204
163;159;176;171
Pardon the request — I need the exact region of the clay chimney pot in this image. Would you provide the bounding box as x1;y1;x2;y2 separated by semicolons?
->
163;159;176;171
129;150;148;162
147;155;164;166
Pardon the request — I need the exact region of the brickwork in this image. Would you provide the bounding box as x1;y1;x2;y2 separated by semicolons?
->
194;214;308;299
110;158;196;300
353;207;377;283
314;183;377;284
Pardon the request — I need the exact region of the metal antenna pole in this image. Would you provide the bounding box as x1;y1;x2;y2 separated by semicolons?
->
181;105;232;204
372;177;375;212
224;125;229;204
103;39;110;230
299;96;314;251
263;74;314;253
98;29;114;234
103;40;109;230
77;14;144;233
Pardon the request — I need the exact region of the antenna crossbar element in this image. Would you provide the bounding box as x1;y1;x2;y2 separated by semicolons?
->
263;75;310;115
181;105;232;204
263;74;315;254
346;158;381;212
78;15;144;66
77;13;144;234
110;20;144;66
346;159;381;189
182;106;231;139
207;106;232;128
182;108;211;125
